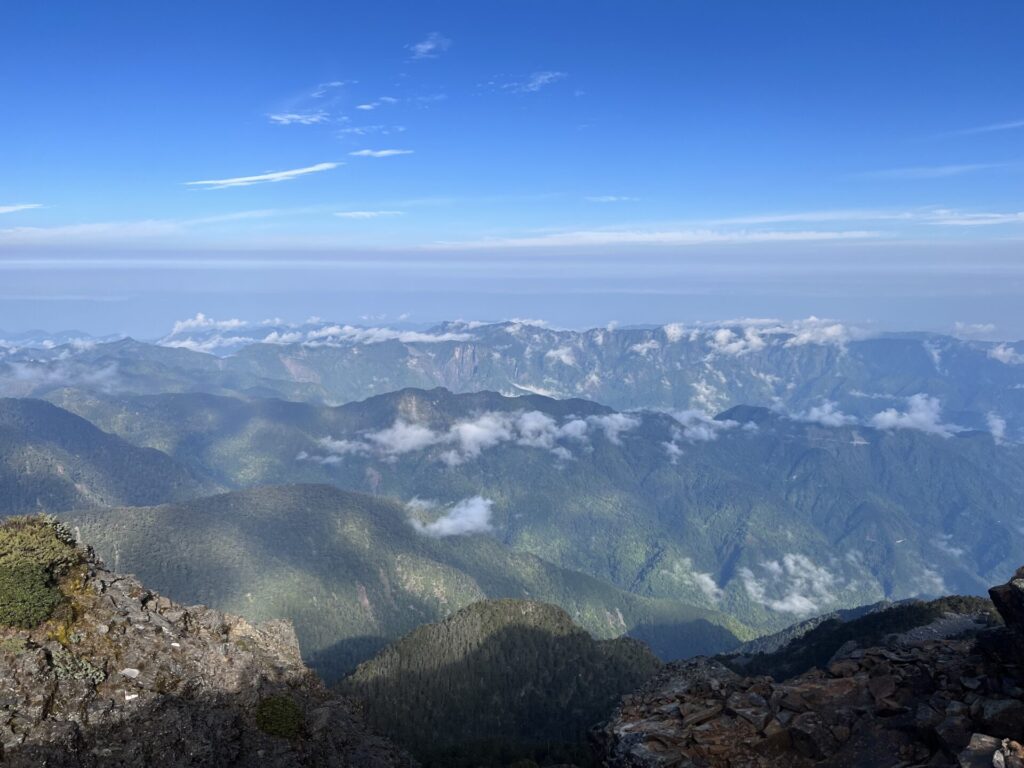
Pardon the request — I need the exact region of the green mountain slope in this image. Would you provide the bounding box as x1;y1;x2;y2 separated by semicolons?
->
343;598;662;767
0;398;211;514
49;387;1024;636
69;484;743;682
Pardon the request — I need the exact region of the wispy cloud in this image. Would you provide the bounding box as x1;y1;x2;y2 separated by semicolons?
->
503;71;568;93
585;196;638;203
407;32;451;60
430;228;878;249
355;96;399;111
703;207;1024;228
946;118;1024;136
337;124;406;137
185;162;340;189
858;163;1005;179
311;80;355;98
349;149;413;158
925;209;1024;226
334;210;404;219
267;111;328;125
0;204;43;215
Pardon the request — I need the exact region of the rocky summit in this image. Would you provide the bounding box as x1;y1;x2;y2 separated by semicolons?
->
597;570;1024;768
0;516;414;767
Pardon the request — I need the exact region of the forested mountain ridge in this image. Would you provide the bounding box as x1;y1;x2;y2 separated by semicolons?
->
46;387;1024;634
0;397;212;514
68;484;744;682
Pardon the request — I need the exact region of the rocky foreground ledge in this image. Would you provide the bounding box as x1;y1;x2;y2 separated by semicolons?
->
0;517;415;767
598;570;1024;768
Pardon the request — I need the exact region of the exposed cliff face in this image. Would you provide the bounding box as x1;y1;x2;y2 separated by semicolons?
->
0;519;414;767
598;581;1024;768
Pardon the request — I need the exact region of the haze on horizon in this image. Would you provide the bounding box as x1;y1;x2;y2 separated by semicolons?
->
1;1;1022;337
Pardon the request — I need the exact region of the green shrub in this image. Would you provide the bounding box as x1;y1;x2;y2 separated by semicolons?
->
0;562;62;628
255;695;304;739
0;515;84;629
0;515;81;575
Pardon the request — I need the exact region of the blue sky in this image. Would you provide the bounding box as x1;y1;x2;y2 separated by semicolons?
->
1;1;1022;336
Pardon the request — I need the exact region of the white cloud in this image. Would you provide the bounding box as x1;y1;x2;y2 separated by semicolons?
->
708;327;766;356
366;419;440;455
947;118;1024;136
913;566;947;596
869;394;962;437
429;227;878;250
739;554;837;615
504;71;568;93
0;204;42;215
692;572;723;602
349;149;414;158
630;339;660;356
988;412;1008;443
782;317;852;348
169;312;247;335
185;162;340;189
311;80;354;98
662;323;686;343
338;124;406;137
355;96;400;111
301;324;470;346
1;360;122;393
544;346;577;366
931;210;1024;226
859;163;1005;179
410;496;493;537
300;409;639;466
669;411;739;443
586;413;641;445
334;210;404;219
160;335;255;353
407;32;452;60
953;322;996;338
989;344;1024;365
935;534;965;558
702;207;1024;228
443;412;515;463
798;401;857;427
585;196;638;203
267;111;328;125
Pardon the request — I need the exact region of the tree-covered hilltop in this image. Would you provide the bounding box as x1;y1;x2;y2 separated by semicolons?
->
343;598;662;768
69;484;744;682
0;398;213;514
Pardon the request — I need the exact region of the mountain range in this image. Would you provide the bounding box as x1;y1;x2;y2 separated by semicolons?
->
2;318;1022;438
42;387;1024;617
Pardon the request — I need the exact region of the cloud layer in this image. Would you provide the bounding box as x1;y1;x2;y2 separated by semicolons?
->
300;409;641;466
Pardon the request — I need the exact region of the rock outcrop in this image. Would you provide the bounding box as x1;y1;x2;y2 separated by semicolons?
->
598;575;1024;768
0;519;415;767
